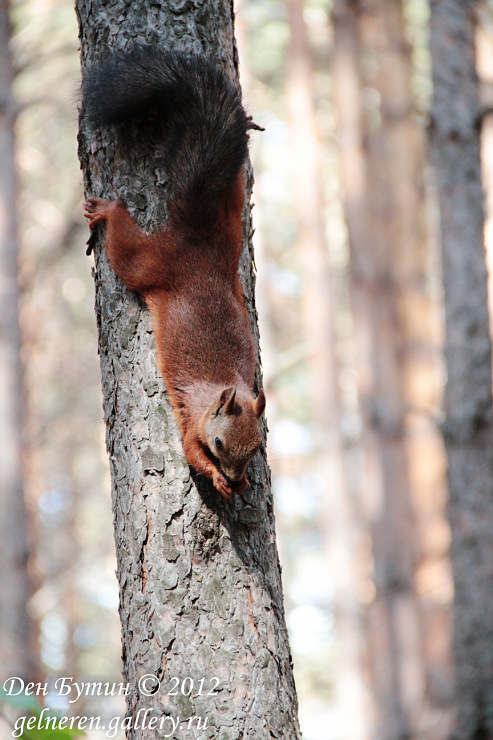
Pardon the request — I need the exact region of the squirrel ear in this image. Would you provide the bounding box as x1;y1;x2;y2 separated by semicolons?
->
224;387;237;415
253;389;266;418
216;387;236;415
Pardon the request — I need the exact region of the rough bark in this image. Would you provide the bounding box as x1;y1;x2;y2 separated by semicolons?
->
0;0;34;683
429;2;493;738
75;2;300;738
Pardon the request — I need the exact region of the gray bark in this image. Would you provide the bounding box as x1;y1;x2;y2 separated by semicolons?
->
0;0;34;683
429;2;493;738
75;2;301;738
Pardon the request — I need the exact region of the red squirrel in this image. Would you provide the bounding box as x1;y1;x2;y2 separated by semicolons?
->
81;47;265;499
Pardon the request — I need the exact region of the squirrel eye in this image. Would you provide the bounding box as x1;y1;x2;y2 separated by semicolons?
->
215;437;223;451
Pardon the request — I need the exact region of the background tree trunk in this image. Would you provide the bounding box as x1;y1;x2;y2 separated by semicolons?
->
429;2;493;738
331;1;440;736
285;0;370;737
76;1;301;738
0;0;35;683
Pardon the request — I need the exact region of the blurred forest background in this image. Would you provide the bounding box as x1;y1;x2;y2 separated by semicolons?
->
3;0;493;739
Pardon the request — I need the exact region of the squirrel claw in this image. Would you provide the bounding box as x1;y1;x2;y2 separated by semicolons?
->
212;470;232;499
83;197;110;229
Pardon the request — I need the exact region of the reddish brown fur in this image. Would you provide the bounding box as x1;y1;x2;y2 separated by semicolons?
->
84;170;265;498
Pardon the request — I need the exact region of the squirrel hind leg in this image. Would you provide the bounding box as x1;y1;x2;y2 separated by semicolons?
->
83;196;171;294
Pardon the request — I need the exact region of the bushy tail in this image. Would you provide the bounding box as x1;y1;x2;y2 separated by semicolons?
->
81;46;254;228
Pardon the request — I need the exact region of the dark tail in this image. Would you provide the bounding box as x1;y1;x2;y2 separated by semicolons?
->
81;46;255;228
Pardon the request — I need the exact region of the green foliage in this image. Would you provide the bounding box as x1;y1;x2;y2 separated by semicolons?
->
0;689;85;739
0;687;39;713
242;0;290;84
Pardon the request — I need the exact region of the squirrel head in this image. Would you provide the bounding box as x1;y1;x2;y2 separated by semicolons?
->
203;386;266;487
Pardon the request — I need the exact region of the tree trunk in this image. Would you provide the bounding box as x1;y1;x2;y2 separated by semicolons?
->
332;1;432;737
286;1;370;737
0;0;34;683
429;2;493;738
75;2;301;738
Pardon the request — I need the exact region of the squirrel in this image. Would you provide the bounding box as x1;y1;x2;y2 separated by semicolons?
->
81;46;265;499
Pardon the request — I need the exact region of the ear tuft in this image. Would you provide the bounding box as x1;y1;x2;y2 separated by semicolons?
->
224;387;237;415
216;386;236;415
253;389;266;418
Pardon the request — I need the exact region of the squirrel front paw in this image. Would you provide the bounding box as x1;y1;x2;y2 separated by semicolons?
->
212;470;233;499
83;197;113;229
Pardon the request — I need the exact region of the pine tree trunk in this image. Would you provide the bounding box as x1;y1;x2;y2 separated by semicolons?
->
286;1;370;737
332;1;432;736
429;2;493;738
75;2;301;738
0;0;34;683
